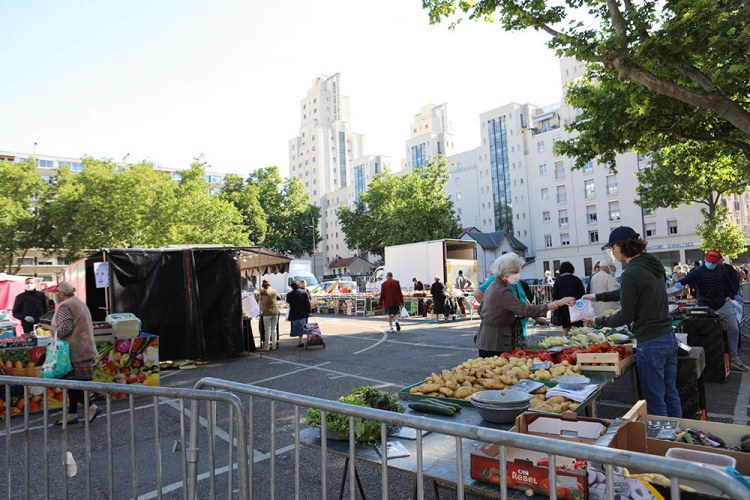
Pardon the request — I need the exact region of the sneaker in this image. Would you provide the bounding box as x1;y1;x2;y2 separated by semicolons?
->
387;327;394;333
730;357;749;372
258;347;270;352
395;321;401;331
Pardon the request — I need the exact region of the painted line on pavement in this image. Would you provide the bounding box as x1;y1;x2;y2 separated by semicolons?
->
244;354;397;387
138;444;296;500
334;333;476;352
733;371;750;425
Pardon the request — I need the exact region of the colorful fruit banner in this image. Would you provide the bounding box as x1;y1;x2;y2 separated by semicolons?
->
0;334;159;417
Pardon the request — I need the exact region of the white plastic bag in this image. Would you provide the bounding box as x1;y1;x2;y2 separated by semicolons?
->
400;307;409;319
568;299;595;323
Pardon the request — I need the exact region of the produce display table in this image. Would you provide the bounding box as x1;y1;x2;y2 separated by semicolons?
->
0;332;159;417
313;295;377;316
300;407;536;500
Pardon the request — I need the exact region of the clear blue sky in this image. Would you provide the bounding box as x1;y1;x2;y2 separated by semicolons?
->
0;0;561;177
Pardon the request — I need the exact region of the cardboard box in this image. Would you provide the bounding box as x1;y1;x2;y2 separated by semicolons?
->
623;400;750;475
470;412;610;499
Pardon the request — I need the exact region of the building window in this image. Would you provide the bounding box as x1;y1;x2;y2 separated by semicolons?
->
558;209;568;227
544;234;553;248
645;222;656;237
608;201;620;221
37;159;55;169
606;174;618;195
537;141;545;153
455;176;461;185
541;187;549;199
586;205;597;224
411;143;427;169
560;233;570;246
668;220;678;234
539;164;548;175
456;192;462;200
584;179;595;199
556;185;567;204
583;160;593;173
554;161;564;180
589;230;599;244
543;211;551;223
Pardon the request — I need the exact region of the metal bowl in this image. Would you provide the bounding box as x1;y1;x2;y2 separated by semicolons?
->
554;376;590;391
476;404;530;423
471;390;532;405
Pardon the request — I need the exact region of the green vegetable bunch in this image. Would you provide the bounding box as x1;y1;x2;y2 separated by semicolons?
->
306;386;404;444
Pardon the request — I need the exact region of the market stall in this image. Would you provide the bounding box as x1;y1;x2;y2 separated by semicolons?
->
56;246;290;360
0;332;159;417
0;274;27;336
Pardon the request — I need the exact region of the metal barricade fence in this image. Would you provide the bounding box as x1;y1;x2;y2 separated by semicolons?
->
195;377;749;500
0;376;247;500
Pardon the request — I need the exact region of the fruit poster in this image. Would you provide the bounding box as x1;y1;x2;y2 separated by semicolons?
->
0;334;159;417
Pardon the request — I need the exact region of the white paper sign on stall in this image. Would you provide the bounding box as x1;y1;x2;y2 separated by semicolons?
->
94;262;110;288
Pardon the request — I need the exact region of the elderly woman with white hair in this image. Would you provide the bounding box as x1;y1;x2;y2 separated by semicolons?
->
475;254;574;357
39;281;102;425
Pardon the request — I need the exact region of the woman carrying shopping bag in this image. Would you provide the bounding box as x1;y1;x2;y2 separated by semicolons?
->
38;282;102;425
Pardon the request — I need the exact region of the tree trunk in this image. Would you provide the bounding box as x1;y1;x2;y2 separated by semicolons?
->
606;57;750;138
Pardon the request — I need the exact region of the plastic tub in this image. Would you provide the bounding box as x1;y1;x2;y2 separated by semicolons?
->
665;447;736;496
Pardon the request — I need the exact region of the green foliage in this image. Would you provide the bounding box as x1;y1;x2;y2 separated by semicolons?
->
337;157;461;258
0;159;45;273
220;174;267;245
244;167;321;256
40;156;247;260
635;142;750;216
166;158;249;246
305;386;404;445
696;208;748;259
424;1;750;163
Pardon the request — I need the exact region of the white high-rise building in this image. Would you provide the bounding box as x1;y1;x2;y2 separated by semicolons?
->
289;74;386;275
445;58;750;279
402;103;455;172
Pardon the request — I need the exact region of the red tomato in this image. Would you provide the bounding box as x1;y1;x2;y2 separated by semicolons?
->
29;347;46;364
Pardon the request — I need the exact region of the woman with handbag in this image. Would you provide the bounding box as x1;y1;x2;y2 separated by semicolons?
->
475;254;574;357
39;281;102;425
286;281;312;348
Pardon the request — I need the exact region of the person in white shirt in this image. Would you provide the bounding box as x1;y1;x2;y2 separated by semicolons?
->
589;262;620;316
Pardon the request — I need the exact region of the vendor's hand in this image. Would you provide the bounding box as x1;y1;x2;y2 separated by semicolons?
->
582;294;596;302
24;316;35;323
559;297;576;307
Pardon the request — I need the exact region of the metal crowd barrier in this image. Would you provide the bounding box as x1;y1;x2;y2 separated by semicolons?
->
1;376;247;500
195;377;749;500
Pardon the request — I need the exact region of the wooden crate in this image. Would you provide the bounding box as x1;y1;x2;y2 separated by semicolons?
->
577;347;633;376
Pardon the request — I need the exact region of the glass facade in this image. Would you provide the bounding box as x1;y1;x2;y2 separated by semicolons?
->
338;131;347;187
411;143;426;169
354;164;366;202
488;116;513;232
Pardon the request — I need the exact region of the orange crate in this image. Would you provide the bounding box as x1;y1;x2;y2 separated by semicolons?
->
577;347;633;376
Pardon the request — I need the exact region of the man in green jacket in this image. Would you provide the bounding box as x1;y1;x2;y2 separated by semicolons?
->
583;226;681;417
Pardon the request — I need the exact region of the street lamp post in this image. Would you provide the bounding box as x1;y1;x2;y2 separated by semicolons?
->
311;215;317;279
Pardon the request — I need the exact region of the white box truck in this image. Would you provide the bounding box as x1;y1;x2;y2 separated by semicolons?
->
261;259;319;292
366;239;478;292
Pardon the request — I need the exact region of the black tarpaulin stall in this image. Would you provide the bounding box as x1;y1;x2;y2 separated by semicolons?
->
57;246;291;361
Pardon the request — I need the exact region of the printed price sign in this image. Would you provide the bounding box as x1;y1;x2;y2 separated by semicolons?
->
94;262;110;288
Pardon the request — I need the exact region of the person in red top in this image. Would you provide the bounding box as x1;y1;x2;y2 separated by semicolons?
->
378;272;404;333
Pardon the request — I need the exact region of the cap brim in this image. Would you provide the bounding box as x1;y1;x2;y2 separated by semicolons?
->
601;243;612;250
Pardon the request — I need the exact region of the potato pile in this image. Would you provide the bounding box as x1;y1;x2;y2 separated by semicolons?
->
528;386;580;413
409;355;582;406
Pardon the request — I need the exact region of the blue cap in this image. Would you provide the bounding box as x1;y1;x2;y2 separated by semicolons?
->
602;226;638;250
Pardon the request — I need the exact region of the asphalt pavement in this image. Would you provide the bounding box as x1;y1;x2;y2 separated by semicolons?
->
2;314;749;499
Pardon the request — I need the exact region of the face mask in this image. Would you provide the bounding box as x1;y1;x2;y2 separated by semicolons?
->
25;284;36;291
506;273;521;284
705;262;718;270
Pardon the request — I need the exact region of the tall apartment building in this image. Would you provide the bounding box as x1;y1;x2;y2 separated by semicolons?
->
288;74;388;276
402;103;455;172
0;150;227;280
445;57;750;280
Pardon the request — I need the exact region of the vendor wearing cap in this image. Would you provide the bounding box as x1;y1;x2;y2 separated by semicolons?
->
582;226;681;417
676;250;749;372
